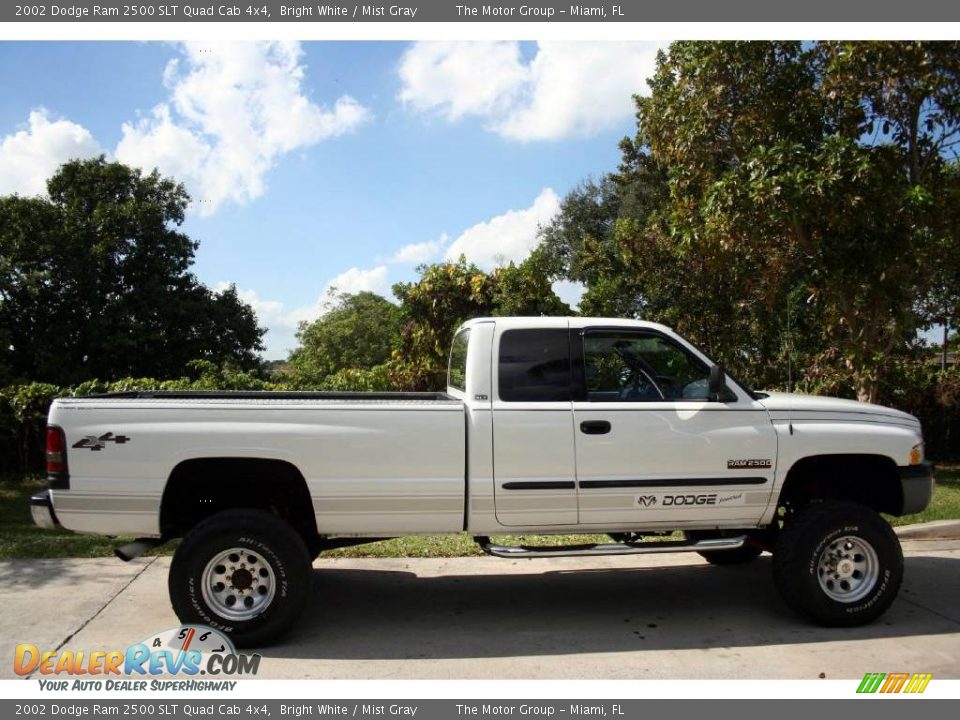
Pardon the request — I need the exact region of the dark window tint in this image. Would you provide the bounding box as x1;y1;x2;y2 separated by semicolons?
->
498;329;571;402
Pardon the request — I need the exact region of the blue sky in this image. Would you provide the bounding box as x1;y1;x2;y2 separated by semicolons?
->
0;41;664;358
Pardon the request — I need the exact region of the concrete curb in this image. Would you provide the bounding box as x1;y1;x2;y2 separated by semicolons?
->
895;519;960;540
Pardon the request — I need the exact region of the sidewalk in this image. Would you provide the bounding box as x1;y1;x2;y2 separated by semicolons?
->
3;539;959;680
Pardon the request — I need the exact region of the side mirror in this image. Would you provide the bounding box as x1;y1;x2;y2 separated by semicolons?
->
708;364;727;402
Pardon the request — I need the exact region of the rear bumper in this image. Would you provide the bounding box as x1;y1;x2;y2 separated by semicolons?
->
898;462;935;516
30;490;60;530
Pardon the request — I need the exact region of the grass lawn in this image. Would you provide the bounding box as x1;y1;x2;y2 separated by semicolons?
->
1;466;957;559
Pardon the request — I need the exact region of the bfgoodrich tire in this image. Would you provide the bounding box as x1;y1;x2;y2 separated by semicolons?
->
772;501;903;627
169;509;311;647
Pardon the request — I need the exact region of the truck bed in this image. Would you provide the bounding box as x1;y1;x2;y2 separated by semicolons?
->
49;391;467;538
95;390;456;402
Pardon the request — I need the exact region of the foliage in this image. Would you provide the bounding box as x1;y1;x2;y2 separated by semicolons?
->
0;383;61;472
314;365;393;392
389;255;570;391
0;364;283;475
0;157;265;385
537;177;655;317
390;258;498;391
594;41;960;401
492;246;571;317
289;292;401;387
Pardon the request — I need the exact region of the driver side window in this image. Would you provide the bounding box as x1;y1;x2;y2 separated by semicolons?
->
583;331;711;402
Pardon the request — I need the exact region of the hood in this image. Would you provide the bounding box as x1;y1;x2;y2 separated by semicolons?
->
756;391;919;428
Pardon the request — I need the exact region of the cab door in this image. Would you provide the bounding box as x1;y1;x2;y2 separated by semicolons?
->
492;323;578;526
572;327;777;527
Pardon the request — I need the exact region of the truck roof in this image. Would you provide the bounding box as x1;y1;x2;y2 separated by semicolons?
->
458;316;675;333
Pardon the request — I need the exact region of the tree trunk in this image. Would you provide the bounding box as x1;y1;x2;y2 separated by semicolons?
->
856;378;879;405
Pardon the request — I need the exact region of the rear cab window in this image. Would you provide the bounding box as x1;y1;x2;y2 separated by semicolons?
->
448;328;471;393
497;329;572;402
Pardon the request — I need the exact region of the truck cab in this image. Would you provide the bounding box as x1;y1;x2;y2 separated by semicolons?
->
452;317;778;532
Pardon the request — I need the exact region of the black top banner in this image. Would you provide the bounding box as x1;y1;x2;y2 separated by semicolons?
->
5;0;960;22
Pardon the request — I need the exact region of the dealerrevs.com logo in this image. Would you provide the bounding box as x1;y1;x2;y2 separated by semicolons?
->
15;625;260;691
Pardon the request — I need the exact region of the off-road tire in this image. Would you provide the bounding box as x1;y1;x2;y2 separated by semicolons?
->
169;509;311;647
772;501;903;627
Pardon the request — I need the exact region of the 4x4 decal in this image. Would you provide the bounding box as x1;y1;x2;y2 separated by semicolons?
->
72;432;131;451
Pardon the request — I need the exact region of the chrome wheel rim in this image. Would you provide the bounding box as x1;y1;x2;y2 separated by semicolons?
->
201;547;276;621
816;535;879;603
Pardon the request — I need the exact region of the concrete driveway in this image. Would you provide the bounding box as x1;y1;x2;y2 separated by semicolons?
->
2;539;959;680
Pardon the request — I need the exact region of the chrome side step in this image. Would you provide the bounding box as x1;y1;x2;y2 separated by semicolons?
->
474;535;746;558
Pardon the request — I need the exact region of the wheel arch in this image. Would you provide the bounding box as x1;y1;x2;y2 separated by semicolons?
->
160;457;317;545
776;453;903;516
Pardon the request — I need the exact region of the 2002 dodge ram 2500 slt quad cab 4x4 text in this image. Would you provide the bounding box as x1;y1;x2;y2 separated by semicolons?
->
31;317;934;645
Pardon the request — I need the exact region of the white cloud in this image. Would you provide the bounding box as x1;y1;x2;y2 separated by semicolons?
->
327;265;391;296
116;41;370;215
0;109;103;197
445;188;560;269
398;41;663;141
389;233;449;264
217;265;392;360
1;43;369;215
215;282;286;325
399;42;528;122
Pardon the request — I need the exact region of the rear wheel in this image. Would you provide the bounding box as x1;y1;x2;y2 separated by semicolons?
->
169;509;311;647
772;501;903;626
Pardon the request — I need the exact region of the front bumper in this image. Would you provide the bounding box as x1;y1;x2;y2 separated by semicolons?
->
30;490;60;530
898;462;935;516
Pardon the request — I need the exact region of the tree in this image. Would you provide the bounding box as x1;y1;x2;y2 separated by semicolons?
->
391;258;498;391
537;177;657;318
289;291;401;386
492;246;571;317
389;253;571;391
616;41;960;401
0;157;264;384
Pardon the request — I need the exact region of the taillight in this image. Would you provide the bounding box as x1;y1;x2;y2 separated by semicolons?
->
46;425;69;489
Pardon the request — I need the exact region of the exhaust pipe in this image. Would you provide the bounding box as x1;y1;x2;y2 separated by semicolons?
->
115;538;163;562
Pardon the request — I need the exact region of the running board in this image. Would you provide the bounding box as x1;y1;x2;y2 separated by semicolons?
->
474;535;746;558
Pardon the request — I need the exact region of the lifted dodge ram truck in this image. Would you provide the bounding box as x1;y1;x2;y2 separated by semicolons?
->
32;317;934;646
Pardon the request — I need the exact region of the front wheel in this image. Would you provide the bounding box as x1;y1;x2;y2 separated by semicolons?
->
169;509;311;647
772;501;903;627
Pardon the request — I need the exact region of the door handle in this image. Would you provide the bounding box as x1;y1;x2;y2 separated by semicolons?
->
580;420;611;435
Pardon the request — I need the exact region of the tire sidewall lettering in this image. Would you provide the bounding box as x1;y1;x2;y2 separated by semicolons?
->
806;521;892;614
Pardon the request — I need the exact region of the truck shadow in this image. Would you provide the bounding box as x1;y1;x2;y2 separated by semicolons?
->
261;553;960;660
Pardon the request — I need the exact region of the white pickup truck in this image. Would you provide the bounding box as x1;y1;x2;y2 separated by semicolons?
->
32;317;933;645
